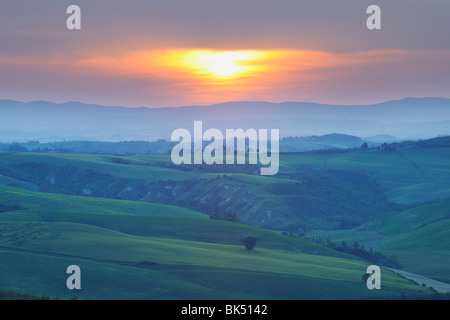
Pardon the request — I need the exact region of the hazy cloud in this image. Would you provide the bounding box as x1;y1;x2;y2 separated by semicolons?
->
1;1;449;106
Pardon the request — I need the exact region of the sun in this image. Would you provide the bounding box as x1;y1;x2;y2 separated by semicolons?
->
195;52;249;78
175;50;264;80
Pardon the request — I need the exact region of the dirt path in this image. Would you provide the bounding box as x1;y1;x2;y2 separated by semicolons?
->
386;267;450;293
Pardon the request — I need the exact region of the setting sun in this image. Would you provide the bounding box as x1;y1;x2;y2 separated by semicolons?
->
172;50;268;80
192;51;254;78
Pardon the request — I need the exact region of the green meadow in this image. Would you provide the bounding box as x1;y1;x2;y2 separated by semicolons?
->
0;185;431;299
279;147;450;204
0;217;428;299
305;201;450;285
1;139;449;299
0;185;203;218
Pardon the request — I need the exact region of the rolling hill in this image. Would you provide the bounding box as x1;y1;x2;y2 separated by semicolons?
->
1;134;450;298
306;201;450;284
0;187;430;299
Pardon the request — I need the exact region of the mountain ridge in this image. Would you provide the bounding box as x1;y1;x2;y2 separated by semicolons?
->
1;97;450;142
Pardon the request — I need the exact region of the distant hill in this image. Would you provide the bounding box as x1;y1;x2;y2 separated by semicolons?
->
0;133;372;155
0;140;176;155
388;135;450;149
1;97;450;142
364;135;400;143
280;133;372;152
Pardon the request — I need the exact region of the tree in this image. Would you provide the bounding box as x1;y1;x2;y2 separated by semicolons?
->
5;144;27;152
243;236;258;251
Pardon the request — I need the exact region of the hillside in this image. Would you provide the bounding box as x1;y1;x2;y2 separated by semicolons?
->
0;185;348;258
376;203;450;283
0;188;430;299
0;185;205;218
279;146;450;205
1;137;450;230
378;201;450;236
381;220;450;254
0;151;400;231
1;135;449;298
306;201;450;284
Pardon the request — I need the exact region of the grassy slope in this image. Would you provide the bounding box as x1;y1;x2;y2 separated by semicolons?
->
0;247;228;300
2;147;450;205
0;221;428;300
0;185;430;299
0;152;212;181
0;185;359;259
0;149;448;298
0;211;353;259
379;250;450;284
379;219;450;283
381;220;450;254
0;185;204;218
279;147;450;204
378;201;450;236
307;201;450;283
0;151;396;231
0;173;39;192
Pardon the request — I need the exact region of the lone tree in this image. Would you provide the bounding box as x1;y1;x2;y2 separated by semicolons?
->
243;236;258;251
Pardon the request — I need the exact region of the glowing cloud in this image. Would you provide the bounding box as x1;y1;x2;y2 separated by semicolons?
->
2;48;450;107
168;50;269;80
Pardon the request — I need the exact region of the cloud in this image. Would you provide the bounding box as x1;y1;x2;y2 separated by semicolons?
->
1;1;450;55
1;48;449;107
1;1;449;106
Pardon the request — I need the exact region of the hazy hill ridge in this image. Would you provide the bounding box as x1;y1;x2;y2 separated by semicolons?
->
1;98;450;142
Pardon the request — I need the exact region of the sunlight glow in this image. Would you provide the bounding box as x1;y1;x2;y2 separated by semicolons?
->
172;50;269;80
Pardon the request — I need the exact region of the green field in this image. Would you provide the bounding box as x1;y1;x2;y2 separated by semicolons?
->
1;142;449;299
304;201;450;284
0;185;203;218
0;219;429;299
279;147;450;204
0;152;214;181
0;150;406;230
0;186;431;299
378;201;450;236
378;219;450;283
381;220;450;254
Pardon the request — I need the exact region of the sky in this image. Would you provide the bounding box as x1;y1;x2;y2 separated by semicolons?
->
1;0;450;107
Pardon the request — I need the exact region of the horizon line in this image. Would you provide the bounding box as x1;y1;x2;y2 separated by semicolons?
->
0;96;447;110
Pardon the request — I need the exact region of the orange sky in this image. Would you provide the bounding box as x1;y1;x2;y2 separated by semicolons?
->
1;1;450;107
12;48;445;107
